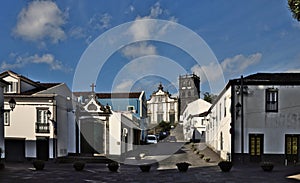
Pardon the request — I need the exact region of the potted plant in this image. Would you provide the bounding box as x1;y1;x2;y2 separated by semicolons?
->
107;161;120;172
204;157;210;162
199;153;205;159
218;161;233;172
33;159;45;170
176;162;191;172
139;164;152;172
260;161;274;172
73;161;85;171
0;148;4;170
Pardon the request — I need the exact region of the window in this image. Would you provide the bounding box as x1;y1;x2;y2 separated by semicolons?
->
4;110;10;126
127;106;135;111
37;109;48;123
266;89;278;112
158;103;163;111
169;113;175;123
157;113;163;123
220;132;223;150
170;102;174;110
219;103;222;121
187;80;191;86
224;98;227;117
188;91;191;96
36;108;50;133
4;82;18;93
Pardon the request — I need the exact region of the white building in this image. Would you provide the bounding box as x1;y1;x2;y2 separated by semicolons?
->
182;99;211;142
206;73;300;164
1;70;75;161
0;79;9;159
75;91;141;160
147;83;179;125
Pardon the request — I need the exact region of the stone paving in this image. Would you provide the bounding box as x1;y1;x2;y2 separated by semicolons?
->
1;143;300;182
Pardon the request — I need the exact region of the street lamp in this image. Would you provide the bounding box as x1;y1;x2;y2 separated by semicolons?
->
47;110;52;120
8;98;16;111
235;102;242;118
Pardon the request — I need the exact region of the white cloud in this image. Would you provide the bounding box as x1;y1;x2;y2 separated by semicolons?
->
121;42;157;59
114;80;134;92
1;53;70;71
69;13;112;44
221;53;262;76
69;27;86;39
122;2;177;59
191;53;262;83
13;1;67;43
150;2;163;18
88;13;112;30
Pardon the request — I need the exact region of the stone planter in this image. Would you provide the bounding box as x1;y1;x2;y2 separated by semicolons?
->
204;157;210;162
176;162;191;172
33;160;45;170
73;161;85;171
218;161;233;172
107;162;120;172
260;162;274;172
0;162;5;170
139;164;152;172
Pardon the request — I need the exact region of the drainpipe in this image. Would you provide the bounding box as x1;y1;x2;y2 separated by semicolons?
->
240;76;244;163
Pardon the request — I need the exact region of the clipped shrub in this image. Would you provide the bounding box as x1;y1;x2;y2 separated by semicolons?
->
260;161;274;172
218;161;233;172
199;154;205;159
107;161;120;172
203;157;210;162
73;161;85;171
176;162;191;172
139;164;152;172
33;160;45;170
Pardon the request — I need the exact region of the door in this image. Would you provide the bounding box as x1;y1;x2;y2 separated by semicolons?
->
5;138;25;162
80;119;105;155
36;137;49;161
285;135;299;163
249;134;263;162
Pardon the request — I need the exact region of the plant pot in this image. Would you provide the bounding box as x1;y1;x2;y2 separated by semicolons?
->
73;161;85;171
139;165;151;172
261;163;274;172
33;160;45;170
0;162;5;170
107;162;119;172
204;157;210;162
176;162;191;172
218;161;233;172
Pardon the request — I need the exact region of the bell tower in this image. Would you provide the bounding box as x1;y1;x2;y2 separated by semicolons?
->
179;74;200;115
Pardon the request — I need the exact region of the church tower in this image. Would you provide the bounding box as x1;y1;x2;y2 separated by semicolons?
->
179;74;200;115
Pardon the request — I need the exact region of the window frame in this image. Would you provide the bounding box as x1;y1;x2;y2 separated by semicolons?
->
4;110;10;126
265;88;278;112
36;108;49;124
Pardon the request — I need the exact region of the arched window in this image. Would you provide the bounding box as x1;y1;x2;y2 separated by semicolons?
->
220;132;223;150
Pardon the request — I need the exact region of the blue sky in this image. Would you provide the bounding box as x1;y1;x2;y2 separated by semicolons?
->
1;0;300;98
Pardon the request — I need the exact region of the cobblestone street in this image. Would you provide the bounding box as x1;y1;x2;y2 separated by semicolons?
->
1;142;300;183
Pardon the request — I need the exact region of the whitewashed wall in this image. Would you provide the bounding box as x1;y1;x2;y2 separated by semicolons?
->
234;85;300;154
206;87;232;160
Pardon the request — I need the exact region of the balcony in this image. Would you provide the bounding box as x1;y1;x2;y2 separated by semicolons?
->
36;122;50;133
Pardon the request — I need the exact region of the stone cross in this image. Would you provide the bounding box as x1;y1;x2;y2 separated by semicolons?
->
90;83;96;93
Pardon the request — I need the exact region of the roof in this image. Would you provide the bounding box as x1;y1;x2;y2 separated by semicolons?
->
230;72;300;85
20;83;61;95
0;70;62;96
0;70;40;87
207;72;300;112
73;92;143;99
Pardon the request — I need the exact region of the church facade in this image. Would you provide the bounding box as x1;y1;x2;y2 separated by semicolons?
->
147;83;179;125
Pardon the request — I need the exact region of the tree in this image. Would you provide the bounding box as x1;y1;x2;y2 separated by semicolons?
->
203;92;217;104
288;0;300;21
